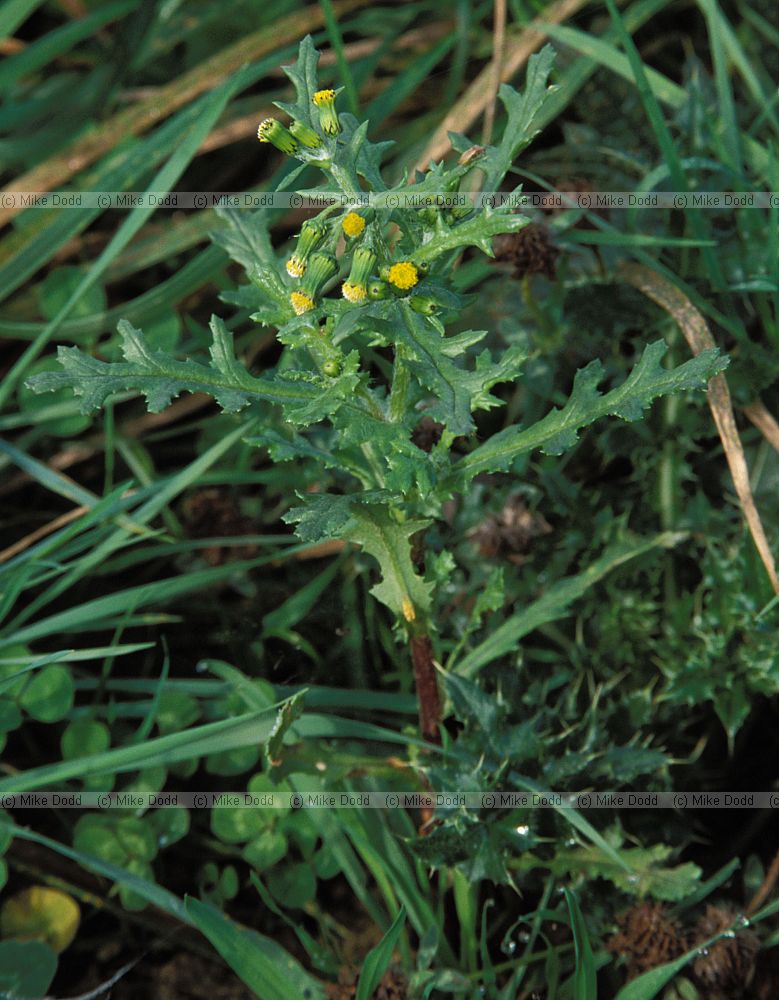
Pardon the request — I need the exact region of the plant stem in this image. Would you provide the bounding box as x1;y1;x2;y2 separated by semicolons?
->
410;632;442;744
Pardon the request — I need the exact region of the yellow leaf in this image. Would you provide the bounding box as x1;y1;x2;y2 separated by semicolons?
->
1;886;80;953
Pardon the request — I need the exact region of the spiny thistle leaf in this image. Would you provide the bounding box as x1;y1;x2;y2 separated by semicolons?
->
246;429;341;469
283;493;390;544
526;841;701;902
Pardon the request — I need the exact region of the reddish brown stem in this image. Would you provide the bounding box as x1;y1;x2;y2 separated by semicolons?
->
410;634;442;745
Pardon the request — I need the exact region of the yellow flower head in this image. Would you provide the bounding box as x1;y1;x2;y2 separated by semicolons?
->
343;247;375;303
286;256;306;278
313;89;336;106
388;261;419;291
342;212;366;238
290;291;315;315
285;221;327;281
401;596;416;622
342;281;367;303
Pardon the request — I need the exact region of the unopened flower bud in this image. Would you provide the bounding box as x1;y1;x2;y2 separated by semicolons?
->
285;220;328;278
312;89;340;136
257;118;299;155
348;246;376;285
409;294;438;315
289;120;322;148
301;252;338;297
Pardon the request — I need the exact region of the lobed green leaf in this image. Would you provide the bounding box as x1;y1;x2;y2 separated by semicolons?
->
25;316;360;421
447;342;727;489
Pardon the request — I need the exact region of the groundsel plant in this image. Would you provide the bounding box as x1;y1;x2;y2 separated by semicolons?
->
29;38;726;742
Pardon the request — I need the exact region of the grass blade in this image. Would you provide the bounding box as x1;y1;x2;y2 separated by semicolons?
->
0;1;135;92
0;68;250;408
186;896;326;1000
0;0;45;40
0;705;280;793
355;905;407;1000
564;889;597;1000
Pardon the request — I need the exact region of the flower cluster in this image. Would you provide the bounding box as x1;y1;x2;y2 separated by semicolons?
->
279;208;423;319
283;220;422;317
257;87;432;326
257;88;344;162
